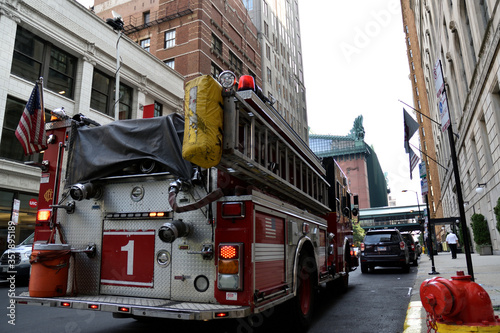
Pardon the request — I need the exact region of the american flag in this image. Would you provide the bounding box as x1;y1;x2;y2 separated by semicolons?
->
409;147;420;180
15;79;47;155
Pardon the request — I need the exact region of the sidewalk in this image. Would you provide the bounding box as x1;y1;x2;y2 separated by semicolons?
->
403;251;500;333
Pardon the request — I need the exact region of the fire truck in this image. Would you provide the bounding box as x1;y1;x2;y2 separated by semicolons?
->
15;71;358;331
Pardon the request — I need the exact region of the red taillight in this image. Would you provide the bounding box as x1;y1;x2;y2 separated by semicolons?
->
238;75;256;91
37;209;51;222
400;241;405;250
411;244;415;251
220;245;239;259
360;243;365;251
60;302;71;307
221;202;245;219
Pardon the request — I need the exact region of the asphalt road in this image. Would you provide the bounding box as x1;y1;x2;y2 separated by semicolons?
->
0;263;417;333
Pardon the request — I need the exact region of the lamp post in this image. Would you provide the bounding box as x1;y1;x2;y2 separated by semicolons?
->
106;11;124;121
402;189;421;217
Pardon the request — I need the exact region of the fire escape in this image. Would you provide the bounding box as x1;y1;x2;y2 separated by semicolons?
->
121;2;193;34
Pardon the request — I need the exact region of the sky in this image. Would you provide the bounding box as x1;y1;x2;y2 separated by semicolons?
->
298;0;422;206
76;0;422;206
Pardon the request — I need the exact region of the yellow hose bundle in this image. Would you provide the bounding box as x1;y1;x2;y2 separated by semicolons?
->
182;75;223;168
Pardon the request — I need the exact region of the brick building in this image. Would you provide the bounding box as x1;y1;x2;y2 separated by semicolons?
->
94;0;262;86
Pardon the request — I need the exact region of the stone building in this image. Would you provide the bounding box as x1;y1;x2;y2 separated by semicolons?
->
0;0;184;251
242;0;308;142
402;0;500;254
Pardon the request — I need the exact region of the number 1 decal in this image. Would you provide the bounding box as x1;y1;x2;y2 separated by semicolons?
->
101;230;155;288
121;240;134;275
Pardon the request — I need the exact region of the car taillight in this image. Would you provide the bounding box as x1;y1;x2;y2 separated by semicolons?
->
360;243;365;251
218;243;243;291
411;244;415;251
400;241;405;250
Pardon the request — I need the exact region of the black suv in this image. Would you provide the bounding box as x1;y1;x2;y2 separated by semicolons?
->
401;232;418;266
360;229;409;273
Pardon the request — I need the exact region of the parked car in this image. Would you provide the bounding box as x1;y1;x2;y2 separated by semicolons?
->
0;232;34;282
360;229;409;273
401;232;418;266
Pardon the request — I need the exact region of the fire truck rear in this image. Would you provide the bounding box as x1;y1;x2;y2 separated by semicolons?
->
15;72;358;330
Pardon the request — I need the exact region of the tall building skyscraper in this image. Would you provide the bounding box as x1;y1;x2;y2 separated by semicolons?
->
243;0;308;142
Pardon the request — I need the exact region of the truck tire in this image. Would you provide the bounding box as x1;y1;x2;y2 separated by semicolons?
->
289;254;317;332
361;262;368;273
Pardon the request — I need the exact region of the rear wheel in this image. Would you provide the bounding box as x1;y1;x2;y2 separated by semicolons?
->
289;254;317;332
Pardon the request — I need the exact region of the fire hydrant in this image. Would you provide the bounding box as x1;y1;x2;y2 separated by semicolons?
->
420;271;500;332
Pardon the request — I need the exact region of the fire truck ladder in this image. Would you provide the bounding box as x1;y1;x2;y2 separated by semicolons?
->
219;90;330;215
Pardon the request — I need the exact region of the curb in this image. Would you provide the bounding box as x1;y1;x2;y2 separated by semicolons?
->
404;301;426;333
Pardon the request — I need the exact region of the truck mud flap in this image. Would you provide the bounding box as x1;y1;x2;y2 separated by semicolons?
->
14;293;251;321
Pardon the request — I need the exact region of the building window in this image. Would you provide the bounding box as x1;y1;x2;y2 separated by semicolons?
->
154;101;163;117
243;0;253;11
229;51;242;75
164;59;174;69
266;44;270;60
11;25;76;99
90;69;133;120
140;38;150;52
144;11;150;25
0;95;48;163
211;62;222;79
211;34;222;56
267;67;272;84
164;29;176;49
264;22;269;37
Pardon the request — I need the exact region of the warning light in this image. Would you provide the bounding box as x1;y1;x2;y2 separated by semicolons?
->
237;75;256;92
118;307;130;313
88;304;99;310
37;209;51;222
215;312;229;318
220;245;238;259
60;302;71;307
149;212;157;217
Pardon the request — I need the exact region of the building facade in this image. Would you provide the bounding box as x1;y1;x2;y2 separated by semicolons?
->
309;116;389;209
0;0;184;252
403;0;500;254
93;0;262;93
400;0;444;221
243;0;308;142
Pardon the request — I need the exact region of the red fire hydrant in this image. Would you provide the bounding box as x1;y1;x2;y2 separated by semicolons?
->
420;271;500;332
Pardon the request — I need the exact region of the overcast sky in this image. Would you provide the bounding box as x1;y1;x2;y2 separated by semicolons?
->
76;0;423;206
298;0;422;206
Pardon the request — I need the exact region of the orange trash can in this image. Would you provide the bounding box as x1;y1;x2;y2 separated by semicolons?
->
29;243;71;297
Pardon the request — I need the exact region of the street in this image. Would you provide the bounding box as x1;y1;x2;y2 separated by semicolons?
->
0;263;417;333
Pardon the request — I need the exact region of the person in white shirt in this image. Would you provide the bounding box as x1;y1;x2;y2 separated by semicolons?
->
446;231;459;259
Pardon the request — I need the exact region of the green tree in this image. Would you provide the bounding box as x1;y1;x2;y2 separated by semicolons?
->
471;213;491;246
494;197;500;234
353;223;365;247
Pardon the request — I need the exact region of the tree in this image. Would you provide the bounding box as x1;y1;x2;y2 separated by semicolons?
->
471;213;491;246
353;223;365;247
494;197;500;234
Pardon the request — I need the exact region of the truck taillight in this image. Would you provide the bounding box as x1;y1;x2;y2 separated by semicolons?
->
221;202;245;219
360;243;365;251
37;209;51;222
218;243;243;291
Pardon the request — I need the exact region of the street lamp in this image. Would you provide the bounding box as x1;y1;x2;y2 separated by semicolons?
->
106;10;124;121
402;189;421;217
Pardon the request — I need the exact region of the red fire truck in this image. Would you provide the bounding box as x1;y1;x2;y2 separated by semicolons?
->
15;72;358;331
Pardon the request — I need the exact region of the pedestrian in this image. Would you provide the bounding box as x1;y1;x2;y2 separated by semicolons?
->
446;231;459;259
